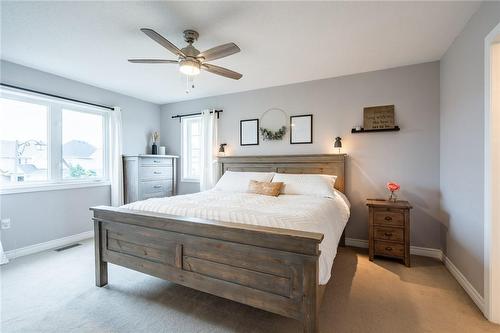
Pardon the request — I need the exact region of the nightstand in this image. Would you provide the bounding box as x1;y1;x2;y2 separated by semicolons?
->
367;199;412;267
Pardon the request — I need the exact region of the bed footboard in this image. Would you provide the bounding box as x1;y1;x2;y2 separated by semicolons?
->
91;205;324;332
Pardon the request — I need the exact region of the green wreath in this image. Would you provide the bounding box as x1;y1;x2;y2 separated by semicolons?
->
259;126;287;141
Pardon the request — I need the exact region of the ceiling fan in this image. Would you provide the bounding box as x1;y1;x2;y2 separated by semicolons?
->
128;28;242;80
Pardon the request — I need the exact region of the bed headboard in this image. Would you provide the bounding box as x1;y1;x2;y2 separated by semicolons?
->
218;154;346;193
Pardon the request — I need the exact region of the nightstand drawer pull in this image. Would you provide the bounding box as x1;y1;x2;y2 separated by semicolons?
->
384;216;392;221
385;246;393;251
384;232;393;237
153;185;162;189
153;171;162;174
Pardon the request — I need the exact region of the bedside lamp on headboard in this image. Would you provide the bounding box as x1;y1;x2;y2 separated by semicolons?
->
334;137;342;154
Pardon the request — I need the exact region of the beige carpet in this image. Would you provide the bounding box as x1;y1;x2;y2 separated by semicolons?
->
1;239;499;333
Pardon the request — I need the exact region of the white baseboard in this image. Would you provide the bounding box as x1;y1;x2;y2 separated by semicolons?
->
443;255;485;313
345;237;443;260
346;237;484;314
5;230;94;260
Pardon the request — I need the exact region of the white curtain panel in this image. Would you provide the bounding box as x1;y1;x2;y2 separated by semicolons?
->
200;109;218;191
110;107;124;206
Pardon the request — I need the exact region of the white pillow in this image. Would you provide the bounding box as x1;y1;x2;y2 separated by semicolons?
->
214;171;275;193
272;173;337;198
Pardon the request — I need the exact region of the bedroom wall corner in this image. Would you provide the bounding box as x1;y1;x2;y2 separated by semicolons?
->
440;1;500;298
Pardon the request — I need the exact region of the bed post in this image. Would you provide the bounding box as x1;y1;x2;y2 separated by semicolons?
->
94;220;108;287
302;257;319;333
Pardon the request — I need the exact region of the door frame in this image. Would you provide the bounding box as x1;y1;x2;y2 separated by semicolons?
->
484;21;500;324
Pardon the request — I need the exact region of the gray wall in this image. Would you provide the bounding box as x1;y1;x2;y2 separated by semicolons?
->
440;1;500;296
160;62;441;249
0;60;160;251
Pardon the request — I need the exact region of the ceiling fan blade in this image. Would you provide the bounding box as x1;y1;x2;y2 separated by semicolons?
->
140;28;185;57
128;59;178;64
202;63;242;80
198;43;240;62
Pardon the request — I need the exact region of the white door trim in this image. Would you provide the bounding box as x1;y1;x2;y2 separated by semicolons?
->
484;22;500;324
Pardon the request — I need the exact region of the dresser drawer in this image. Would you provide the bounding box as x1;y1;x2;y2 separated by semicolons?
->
140;166;172;180
374;226;404;242
142;191;169;200
373;209;405;227
374;241;405;258
140;157;172;166
140;180;172;196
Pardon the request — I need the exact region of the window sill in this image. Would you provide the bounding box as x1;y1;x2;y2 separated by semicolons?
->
181;178;200;183
0;180;111;195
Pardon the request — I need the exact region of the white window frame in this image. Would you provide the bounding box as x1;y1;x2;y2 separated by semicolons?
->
0;87;110;194
181;116;202;182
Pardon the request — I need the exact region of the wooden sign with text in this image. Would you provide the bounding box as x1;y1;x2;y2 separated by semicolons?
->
363;105;395;130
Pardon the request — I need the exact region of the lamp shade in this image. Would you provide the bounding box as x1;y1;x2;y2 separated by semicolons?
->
334;137;342;148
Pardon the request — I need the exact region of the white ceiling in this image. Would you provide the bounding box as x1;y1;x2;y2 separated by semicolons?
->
1;1;480;105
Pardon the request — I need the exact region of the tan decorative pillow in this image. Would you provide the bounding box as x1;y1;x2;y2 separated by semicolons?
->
247;180;284;197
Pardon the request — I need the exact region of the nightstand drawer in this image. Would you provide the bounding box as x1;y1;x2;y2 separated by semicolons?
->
374;226;404;242
374;210;404;226
374;241;404;258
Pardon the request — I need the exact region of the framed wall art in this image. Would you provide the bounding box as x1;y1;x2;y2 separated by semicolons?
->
290;114;313;144
240;119;259;146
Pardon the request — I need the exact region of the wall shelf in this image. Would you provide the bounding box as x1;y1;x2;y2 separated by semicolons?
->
351;126;400;134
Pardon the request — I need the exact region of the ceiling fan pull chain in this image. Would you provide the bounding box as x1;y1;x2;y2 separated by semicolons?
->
185;75;190;94
185;75;196;94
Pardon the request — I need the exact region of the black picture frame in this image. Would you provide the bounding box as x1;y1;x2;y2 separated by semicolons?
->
240;119;259;146
290;114;313;144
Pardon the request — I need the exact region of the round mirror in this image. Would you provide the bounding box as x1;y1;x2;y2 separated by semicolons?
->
259;108;287;141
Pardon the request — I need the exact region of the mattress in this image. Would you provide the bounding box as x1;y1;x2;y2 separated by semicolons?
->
123;189;351;284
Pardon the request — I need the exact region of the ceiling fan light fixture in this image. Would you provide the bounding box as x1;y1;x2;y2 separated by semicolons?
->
179;59;201;76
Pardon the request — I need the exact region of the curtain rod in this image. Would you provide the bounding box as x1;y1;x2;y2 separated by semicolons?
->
171;109;223;122
0;83;114;111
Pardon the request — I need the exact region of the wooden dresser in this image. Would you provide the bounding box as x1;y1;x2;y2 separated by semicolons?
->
123;155;179;204
367;199;412;267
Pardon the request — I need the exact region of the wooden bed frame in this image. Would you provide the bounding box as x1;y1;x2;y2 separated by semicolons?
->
91;154;347;333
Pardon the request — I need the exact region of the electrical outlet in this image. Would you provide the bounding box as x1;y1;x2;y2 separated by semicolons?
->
1;218;11;229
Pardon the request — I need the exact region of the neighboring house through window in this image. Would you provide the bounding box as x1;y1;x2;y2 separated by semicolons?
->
0;88;109;189
181;116;202;182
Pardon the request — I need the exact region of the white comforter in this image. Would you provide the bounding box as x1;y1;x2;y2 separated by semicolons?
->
123;190;350;285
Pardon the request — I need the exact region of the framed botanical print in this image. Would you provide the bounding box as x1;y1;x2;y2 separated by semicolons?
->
290;114;313;144
240;119;259;146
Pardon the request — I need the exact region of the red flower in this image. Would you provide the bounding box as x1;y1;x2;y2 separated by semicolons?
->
387;182;400;192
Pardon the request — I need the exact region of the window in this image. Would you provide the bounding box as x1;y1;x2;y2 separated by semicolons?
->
181;116;202;181
0;88;109;190
62;109;105;180
0;97;49;183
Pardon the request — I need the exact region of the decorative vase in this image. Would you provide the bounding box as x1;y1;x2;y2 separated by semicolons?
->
388;191;397;202
152;143;158;155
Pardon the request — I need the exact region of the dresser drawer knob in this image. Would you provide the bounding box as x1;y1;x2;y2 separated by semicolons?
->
153;185;162;189
385;247;393;251
384;216;392;221
384;232;393;237
153;160;161;163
